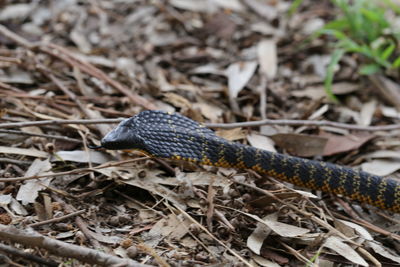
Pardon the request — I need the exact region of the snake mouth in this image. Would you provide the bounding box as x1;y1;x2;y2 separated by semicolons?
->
88;144;103;149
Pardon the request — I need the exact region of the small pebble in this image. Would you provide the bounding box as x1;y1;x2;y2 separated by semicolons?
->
126;246;138;258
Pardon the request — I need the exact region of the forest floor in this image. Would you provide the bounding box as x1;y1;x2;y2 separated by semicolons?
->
0;0;400;266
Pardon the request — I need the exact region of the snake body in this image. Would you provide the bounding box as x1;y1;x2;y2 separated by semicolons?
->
100;110;400;213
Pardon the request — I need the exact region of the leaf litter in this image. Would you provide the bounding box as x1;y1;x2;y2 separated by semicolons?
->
0;0;399;266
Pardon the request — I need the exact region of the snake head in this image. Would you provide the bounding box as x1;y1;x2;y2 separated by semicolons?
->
100;117;146;151
99;110;213;159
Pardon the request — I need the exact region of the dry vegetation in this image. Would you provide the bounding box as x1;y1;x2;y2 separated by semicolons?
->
0;0;400;266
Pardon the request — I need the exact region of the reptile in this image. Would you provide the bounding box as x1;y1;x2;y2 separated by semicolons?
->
95;110;400;213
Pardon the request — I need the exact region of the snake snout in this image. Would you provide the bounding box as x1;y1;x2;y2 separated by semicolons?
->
100;118;146;151
101;128;122;149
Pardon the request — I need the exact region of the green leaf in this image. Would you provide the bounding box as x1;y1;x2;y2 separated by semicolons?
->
392;56;400;68
381;43;395;60
381;0;400;15
288;0;304;17
361;8;383;22
319;28;348;41
323;19;349;31
324;49;345;103
359;64;381;75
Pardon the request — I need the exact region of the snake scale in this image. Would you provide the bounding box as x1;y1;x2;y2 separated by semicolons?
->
97;110;400;213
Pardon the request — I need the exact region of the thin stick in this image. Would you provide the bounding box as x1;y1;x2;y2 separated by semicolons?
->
0;225;150;267
0;129;81;143
0;158;30;166
172;204;253;267
206;118;400;131
0;118;123;129
233;180;361;246
1;117;400;132
0;243;58;267
0;157;149;182
28;210;85;227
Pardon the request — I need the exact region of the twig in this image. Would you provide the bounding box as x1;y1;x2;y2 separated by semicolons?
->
279;241;311;265
51;194;101;249
233;180;361;246
43;43;156;110
0;157;149;182
0;24;156;110
0;253;25;267
1;117;400;132
258;74;268;120
0;225;150;267
172;203;253;267
0;25;36;49
0;243;58;267
332;211;400;241
0;158;30;166
0;129;81;143
206;119;400;131
45;72;110;136
0;56;21;64
0;118;122;129
28;209;85;227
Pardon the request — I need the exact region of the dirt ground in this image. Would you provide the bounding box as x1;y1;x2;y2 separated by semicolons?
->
0;0;400;266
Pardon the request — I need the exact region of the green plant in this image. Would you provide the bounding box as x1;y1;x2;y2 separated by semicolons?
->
288;0;305;17
317;0;400;101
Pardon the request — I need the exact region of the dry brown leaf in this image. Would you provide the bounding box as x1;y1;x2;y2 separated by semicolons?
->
225;61;258;99
359;100;377;126
153;171;231;187
144;214;190;248
70;29;92;53
380;105;400;119
88;230;121;245
54;150;113;164
0;3;32;20
247;218;272;254
0;68;34;84
367;241;400;263
258;39;277;79
369;74;400;110
320;132;374;156
270;133;328;157
302;18;324;35
323;236;368;266
261;213;310;237
96;167;187;210
9;198;27;216
247;133;276;152
192;102;223;122
365;150;400;160
16;159;53;204
259;249;289;266
170;0;214;12
336;219;373;241
0;195;13;216
216;128;246;141
164;92;192;109
203;12;237;39
308;104;329;120
361;159;400;176
291;82;359;100
250;190;318;208
243;0;277;20
180;236;198;248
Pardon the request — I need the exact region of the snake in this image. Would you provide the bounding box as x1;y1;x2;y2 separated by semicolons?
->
95;110;400;213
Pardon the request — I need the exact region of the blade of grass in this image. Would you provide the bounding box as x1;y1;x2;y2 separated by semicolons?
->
324;49;344;103
288;0;304;17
